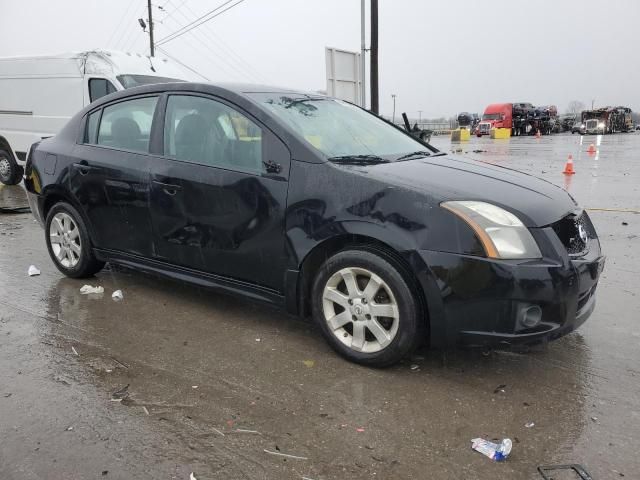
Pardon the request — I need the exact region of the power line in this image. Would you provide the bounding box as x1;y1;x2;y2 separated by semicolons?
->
156;0;247;46
161;0;265;83
106;0;139;48
155;0;236;44
156;46;211;81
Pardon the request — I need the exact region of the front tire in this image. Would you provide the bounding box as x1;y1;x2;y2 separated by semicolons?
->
0;149;22;185
45;202;105;278
311;249;422;367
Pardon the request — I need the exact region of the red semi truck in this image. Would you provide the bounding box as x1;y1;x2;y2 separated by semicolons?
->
476;103;558;137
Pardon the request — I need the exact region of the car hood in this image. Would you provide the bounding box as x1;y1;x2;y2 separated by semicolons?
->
356;155;577;227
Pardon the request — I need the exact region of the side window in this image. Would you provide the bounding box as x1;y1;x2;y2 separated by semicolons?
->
97;96;158;153
89;78;117;102
85;109;101;144
164;95;263;174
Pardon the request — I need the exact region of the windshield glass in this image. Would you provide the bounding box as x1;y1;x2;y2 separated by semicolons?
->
117;74;183;89
482;113;503;120
248;93;433;160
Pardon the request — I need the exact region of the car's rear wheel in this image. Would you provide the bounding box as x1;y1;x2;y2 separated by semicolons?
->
45;202;104;278
311;249;422;367
0;149;22;185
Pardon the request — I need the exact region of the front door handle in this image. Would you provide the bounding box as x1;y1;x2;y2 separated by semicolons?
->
153;180;182;196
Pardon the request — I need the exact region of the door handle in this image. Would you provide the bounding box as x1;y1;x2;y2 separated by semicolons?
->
72;162;98;175
153;180;182;196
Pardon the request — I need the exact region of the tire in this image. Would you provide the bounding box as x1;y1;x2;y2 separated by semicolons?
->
45;202;105;278
311;249;423;367
0;149;22;185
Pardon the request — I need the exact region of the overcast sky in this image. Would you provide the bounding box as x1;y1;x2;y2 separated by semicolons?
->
1;0;638;118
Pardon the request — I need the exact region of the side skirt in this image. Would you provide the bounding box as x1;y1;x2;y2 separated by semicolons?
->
94;248;286;307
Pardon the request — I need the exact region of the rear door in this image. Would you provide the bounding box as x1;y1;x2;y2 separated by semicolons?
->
148;93;290;291
69;95;159;256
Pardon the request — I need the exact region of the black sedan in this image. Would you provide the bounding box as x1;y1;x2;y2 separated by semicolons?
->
24;83;604;366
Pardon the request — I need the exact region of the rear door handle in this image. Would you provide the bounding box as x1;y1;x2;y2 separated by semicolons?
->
153;180;182;196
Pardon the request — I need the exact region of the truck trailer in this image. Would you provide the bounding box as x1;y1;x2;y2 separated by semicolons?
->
0;50;188;184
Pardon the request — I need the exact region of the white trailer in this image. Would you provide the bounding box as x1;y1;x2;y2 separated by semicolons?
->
0;50;189;184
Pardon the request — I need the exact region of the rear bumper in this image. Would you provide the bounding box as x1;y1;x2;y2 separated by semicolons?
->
410;235;604;349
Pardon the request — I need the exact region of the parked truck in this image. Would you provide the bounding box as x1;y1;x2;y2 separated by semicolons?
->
581;106;633;135
0;50;188;184
476;102;558;137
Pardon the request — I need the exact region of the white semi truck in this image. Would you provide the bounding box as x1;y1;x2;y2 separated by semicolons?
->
0;50;188;184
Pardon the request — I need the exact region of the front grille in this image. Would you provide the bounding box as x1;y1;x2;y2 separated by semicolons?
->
551;211;596;256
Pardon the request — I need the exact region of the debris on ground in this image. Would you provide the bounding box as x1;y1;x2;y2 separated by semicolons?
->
112;290;124;301
356;427;365;432
537;464;593;479
65;425;74;431
471;438;512;461
494;384;507;394
263;449;308;460
27;265;40;276
302;360;315;368
189;473;197;480
80;285;104;295
255;338;261;342
525;422;535;428
212;427;225;437
71;346;79;356
111;384;130;402
192;385;198;389
591;416;598;422
410;364;420;371
622;222;628;226
234;428;262;434
142;406;150;415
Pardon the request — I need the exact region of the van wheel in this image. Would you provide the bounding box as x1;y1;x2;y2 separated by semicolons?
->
311;249;422;367
0;150;22;185
45;202;105;278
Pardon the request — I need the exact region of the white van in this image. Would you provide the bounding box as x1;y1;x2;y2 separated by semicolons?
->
0;49;188;184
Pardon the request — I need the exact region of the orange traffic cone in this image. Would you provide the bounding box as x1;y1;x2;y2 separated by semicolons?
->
535;129;541;139
587;143;596;155
563;154;575;175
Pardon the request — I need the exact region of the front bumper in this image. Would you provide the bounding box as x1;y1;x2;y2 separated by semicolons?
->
411;231;604;348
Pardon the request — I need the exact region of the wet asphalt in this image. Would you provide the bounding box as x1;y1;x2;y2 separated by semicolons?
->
1;133;639;479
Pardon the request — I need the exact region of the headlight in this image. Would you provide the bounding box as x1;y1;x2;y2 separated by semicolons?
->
441;201;542;259
598;122;605;129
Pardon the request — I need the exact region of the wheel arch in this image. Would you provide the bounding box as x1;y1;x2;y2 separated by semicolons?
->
0;135;16;160
41;186;98;245
295;233;429;338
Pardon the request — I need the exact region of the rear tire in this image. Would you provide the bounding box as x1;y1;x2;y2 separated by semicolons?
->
311;249;422;367
0;149;22;185
45;202;105;278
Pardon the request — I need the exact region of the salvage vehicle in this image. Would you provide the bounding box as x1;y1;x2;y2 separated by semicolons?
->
571;123;586;134
24;83;605;367
0;49;186;185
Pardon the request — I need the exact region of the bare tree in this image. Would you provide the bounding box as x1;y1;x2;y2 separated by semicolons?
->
566;100;585;116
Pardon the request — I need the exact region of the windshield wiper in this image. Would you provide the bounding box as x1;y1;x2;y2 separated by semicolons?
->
328;154;390;165
395;151;431;161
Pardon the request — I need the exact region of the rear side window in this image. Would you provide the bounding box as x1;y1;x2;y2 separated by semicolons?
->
85;110;101;144
97;96;158;153
89;78;117;102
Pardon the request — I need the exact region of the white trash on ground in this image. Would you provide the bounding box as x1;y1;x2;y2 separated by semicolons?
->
112;290;124;301
28;265;40;276
80;285;104;295
471;438;512;461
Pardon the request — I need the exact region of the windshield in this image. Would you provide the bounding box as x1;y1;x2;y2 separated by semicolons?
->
248;93;434;160
482;113;503;120
117;74;183;89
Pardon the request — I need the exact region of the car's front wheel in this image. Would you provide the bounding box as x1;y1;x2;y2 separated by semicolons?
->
311;249;423;367
45;202;105;278
0;149;22;185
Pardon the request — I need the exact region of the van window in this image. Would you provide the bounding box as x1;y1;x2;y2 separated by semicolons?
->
163;95;262;174
89;79;117;102
97;96;158;153
85;110;101;144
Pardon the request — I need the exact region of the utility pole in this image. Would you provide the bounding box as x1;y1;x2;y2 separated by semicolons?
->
418;110;423;125
391;94;397;124
370;0;379;114
591;99;595;109
147;0;155;56
360;0;366;108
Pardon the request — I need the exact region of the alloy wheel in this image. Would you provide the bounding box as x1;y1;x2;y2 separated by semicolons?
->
0;157;10;178
322;267;400;353
49;212;82;268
